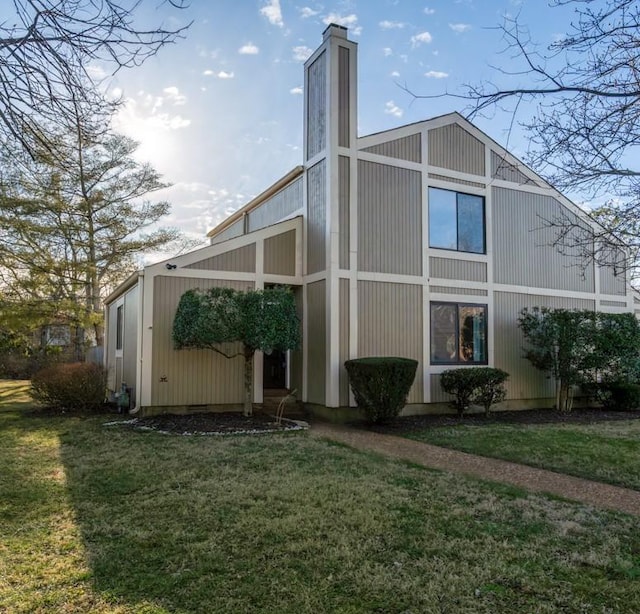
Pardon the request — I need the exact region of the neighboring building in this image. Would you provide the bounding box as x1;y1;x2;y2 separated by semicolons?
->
104;25;637;417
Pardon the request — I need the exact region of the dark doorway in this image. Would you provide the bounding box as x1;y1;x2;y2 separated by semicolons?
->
263;350;286;389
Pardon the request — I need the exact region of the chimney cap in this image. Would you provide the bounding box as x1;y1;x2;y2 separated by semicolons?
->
322;23;348;40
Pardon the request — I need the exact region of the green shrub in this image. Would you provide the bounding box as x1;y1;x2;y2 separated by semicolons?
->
31;362;107;412
345;357;418;423
440;367;509;417
597;381;640;411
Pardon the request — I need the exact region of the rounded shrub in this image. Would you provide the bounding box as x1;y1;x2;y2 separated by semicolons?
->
440;367;509;416
597;381;640;411
345;357;418;424
31;362;107;412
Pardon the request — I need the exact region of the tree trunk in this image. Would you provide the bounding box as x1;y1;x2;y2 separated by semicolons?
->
243;347;254;417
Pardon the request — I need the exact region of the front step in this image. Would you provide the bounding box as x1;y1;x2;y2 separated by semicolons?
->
259;389;307;419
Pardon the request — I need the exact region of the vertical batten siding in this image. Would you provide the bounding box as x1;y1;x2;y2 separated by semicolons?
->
247;178;303;232
307;160;327;274
339;156;350;269
339;278;350;406
306;280;326;404
494;291;595;400
430;373;453;403
427;173;485;189
151;276;252;407
361;134;422;163
429;257;487;282
106;302;118;390
186;243;256;273
338;46;350;148
428;124;485;176
357;281;423;403
357;160;422;275
210;219;244;244
600;264;627;296
429;286;488;296
492;187;595;292
264;230;296;276
491;151;538;186
306;52;326;159
289;287;304;397
123;285;139;403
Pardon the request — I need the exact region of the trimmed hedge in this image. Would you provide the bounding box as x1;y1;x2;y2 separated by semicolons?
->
345;357;418;423
597;381;640;411
440;367;509;416
31;362;107;412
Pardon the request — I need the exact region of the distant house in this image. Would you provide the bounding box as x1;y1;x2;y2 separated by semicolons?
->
104;24;638;417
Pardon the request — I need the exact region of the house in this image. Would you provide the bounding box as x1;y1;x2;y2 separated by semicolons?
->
104;24;638;418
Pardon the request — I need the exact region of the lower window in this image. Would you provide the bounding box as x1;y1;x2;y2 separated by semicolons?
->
430;302;487;364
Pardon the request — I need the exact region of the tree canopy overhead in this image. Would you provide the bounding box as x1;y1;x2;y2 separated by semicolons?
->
0;0;190;155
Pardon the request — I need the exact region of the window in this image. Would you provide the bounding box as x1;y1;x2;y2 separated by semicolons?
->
116;305;124;351
428;187;485;254
430;302;487;364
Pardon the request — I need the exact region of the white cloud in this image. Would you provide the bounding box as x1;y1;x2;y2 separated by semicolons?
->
239;42;260;55
202;69;214;76
163;86;187;105
300;6;319;18
449;23;471;33
390;70;400;78
261;0;284;27
216;71;235;79
383;47;393;57
323;13;361;36
424;70;448;78
86;64;108;81
384;100;403;118
424;7;435;15
290;86;303;95
292;45;313;62
411;31;433;47
379;20;404;29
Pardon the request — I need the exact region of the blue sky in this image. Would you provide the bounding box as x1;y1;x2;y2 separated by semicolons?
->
94;1;576;251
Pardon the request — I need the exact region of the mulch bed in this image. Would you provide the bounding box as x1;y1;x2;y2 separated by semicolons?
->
364;407;640;434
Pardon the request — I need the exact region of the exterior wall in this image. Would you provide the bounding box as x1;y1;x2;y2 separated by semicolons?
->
600;262;627;296
430;257;487;282
264;230;296;276
306;51;326;159
247;177;303;232
307;160;326;274
306;280;326;405
357;281;423;404
338;155;350;269
339;278;350;406
186;243;256;272
362;133;421;163
357;160;422;275
210;218;244;245
289;287;304;397
106;301;119;391
151;276;251;407
491;151;539;186
338;46;351;148
428;123;485;176
492;187;596;292
122;285;139;403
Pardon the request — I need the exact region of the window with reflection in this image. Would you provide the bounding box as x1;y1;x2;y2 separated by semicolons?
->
428;187;485;254
430;302;487;364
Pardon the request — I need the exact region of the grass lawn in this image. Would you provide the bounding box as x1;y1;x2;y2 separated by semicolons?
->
402;418;640;490
2;386;640;612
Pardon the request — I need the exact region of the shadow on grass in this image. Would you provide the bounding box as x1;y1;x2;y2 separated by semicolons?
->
0;379;38;411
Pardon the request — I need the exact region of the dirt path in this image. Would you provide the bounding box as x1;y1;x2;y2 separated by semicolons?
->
310;422;640;517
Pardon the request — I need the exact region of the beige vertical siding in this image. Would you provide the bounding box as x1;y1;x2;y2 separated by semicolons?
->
289;287;304;397
491;151;539;186
307;160;327;274
264;230;296;276
338;46;350;148
493;187;595;292
186;243;256;273
600;263;627;296
339;155;350;269
247;177;303;232
428;173;485;189
115;357;123;391
430;373;453;403
429;257;487;282
210;219;244;244
357;160;422;275
429;286;488;296
106;302;118;390
306;51;326;160
151;276;252;406
600;300;627;307
362;133;422;163
494;291;595;400
339;278;350;406
428;124;485;176
357;281;423;403
122;285;139;403
306;280;326;404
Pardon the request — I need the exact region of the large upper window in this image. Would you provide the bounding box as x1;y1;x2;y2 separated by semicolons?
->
428;187;485;254
430;302;487;365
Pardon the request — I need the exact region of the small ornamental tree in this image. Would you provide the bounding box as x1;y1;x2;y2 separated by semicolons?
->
172;286;300;416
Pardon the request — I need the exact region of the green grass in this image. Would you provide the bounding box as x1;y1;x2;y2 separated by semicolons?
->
2;401;640;612
403;419;640;490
